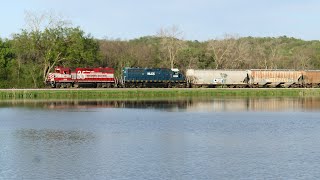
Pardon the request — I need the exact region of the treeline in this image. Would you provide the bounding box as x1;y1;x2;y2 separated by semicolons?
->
1;16;320;88
100;35;320;74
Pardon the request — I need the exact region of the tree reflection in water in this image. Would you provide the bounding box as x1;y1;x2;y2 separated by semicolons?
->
15;129;95;143
1;97;320;112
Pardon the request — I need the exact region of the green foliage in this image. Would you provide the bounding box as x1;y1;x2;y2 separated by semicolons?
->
0;39;14;88
10;26;101;88
63;28;101;67
2;29;320;88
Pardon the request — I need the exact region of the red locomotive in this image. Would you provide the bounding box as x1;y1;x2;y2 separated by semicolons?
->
47;67;116;88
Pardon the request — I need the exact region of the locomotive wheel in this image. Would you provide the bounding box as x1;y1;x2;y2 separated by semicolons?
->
56;83;61;88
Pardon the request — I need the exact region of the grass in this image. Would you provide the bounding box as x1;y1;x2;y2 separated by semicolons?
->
1;88;320;100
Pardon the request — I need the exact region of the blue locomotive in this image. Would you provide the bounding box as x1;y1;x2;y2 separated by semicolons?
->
122;67;186;87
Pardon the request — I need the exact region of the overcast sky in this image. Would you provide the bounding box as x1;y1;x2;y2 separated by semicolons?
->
1;0;319;41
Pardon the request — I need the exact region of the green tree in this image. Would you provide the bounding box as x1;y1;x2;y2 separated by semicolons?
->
0;39;14;87
12;12;101;87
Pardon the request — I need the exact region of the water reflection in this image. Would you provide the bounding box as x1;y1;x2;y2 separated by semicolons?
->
1;98;320;179
15;129;95;143
1;97;320;111
187;98;320;112
2;129;96;179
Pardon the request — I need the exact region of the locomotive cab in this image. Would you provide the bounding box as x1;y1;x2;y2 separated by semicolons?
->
46;67;73;88
171;68;185;80
55;67;71;74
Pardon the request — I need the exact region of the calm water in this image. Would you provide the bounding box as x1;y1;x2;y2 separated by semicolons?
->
1;98;320;179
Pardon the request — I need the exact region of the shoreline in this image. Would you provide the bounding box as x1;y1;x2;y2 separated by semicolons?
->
1;88;320;100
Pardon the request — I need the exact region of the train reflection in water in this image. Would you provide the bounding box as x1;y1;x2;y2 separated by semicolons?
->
185;98;320;112
1;97;320;112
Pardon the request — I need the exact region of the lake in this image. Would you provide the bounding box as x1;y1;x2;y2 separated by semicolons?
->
1;97;320;179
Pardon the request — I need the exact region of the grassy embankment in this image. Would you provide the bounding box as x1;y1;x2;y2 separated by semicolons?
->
1;88;320;100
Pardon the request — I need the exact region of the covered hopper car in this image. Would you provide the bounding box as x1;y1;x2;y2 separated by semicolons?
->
249;69;303;87
186;69;249;88
186;69;308;88
301;70;320;88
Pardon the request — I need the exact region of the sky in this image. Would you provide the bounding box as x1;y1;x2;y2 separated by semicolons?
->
1;0;319;41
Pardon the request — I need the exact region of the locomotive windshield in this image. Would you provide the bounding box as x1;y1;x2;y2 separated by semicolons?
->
171;69;184;80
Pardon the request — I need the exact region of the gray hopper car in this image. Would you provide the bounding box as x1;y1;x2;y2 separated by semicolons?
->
186;69;249;88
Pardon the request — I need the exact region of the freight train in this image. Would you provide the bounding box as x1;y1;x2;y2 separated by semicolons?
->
46;67;320;88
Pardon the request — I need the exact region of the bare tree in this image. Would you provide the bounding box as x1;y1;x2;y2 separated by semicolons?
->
230;39;251;69
251;38;284;69
156;25;186;69
266;39;283;69
207;34;238;69
255;43;269;69
24;10;71;32
292;47;314;70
